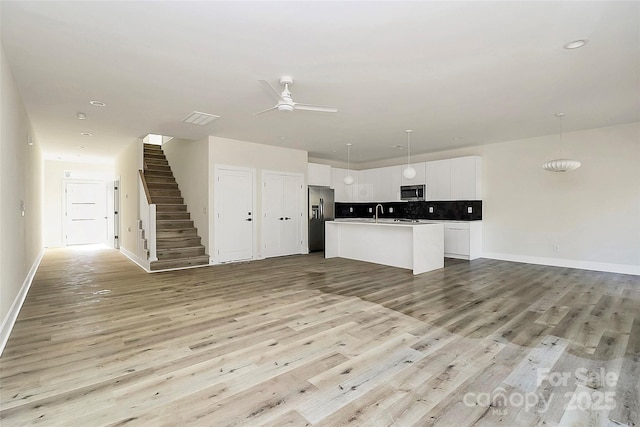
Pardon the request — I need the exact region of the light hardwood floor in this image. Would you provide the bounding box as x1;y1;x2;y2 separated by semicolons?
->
1;246;638;426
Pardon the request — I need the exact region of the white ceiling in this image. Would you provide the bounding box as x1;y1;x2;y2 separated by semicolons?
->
2;1;638;164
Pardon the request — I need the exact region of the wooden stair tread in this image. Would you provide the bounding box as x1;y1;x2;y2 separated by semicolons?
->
149;255;210;271
143;144;208;271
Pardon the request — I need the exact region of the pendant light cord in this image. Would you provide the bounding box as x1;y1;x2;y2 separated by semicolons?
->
557;112;565;157
406;130;412;166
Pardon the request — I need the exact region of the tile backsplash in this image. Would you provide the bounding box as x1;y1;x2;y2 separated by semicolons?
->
335;200;482;221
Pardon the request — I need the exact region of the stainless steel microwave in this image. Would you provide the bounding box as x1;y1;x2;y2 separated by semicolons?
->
401;184;425;201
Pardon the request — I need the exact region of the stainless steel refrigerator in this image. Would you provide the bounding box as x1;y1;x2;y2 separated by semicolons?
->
308;186;335;252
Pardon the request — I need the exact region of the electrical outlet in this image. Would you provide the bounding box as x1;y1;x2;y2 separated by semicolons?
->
553;244;560;253
389;207;394;213
429;206;434;213
349;207;353;213
368;207;373;213
467;206;473;214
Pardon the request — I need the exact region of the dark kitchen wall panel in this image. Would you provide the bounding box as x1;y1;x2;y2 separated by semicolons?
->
335;200;482;221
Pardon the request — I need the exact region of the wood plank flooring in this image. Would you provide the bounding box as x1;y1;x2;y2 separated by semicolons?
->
1;246;638;426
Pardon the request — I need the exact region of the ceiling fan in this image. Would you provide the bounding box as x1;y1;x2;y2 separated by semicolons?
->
255;76;338;115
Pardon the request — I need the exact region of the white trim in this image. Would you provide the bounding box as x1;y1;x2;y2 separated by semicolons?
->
482;252;640;276
120;246;150;272
0;248;45;357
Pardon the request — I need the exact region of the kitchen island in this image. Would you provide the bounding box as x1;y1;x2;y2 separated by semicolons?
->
325;220;444;275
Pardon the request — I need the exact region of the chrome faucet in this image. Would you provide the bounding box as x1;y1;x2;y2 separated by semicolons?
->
375;204;384;223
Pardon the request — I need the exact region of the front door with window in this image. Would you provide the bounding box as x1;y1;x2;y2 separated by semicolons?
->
65;181;107;245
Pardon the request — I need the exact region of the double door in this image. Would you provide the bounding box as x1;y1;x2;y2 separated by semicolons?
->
263;172;303;258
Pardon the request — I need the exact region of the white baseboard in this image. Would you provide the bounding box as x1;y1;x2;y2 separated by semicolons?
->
482;252;640;276
0;248;45;357
120;247;150;272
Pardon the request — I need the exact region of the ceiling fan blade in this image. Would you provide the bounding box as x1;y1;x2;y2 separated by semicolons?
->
294;103;338;113
258;80;283;102
255;105;278;115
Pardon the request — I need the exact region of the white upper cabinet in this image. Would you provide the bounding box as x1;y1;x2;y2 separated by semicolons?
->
425;159;451;201
356;166;402;202
380;166;402;201
307;163;331;187
331;156;480;203
400;162;426;187
357;169;377;202
450;156;481;200
425;156;481;201
331;167;358;202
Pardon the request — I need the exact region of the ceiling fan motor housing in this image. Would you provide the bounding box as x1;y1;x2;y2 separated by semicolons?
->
280;76;294;86
277;104;294;112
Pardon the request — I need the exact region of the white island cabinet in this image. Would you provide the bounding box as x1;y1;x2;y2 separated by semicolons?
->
325;221;444;275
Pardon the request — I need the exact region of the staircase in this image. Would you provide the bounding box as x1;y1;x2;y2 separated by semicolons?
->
143;144;209;271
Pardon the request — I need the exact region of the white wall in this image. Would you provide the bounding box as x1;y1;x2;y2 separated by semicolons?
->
115;139;142;255
328;122;640;274
42;160;114;247
162;138;210;251
481;123;639;273
209;136;308;259
1;45;43;353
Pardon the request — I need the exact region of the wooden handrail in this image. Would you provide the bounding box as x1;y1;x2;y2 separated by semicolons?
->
139;169;152;205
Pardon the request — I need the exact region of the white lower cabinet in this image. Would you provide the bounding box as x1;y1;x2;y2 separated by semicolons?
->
443;221;482;260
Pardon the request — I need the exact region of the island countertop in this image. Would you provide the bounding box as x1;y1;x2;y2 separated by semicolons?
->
325;220;444;275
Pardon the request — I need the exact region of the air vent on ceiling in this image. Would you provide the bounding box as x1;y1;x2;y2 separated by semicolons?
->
182;111;220;126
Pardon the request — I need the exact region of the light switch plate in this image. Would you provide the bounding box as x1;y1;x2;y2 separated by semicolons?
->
429;206;434;213
467;207;473;213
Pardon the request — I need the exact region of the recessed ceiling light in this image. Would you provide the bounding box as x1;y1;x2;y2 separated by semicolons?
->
89;100;106;107
76;112;86;120
80;132;92;136
563;39;588;49
79;146;86;149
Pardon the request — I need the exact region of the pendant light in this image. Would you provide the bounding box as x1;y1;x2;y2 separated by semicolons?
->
344;143;354;185
542;113;581;172
403;130;416;179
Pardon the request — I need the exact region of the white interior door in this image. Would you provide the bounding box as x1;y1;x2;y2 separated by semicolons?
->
263;173;285;257
263;172;303;258
216;167;255;262
65;181;107;245
282;175;302;254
